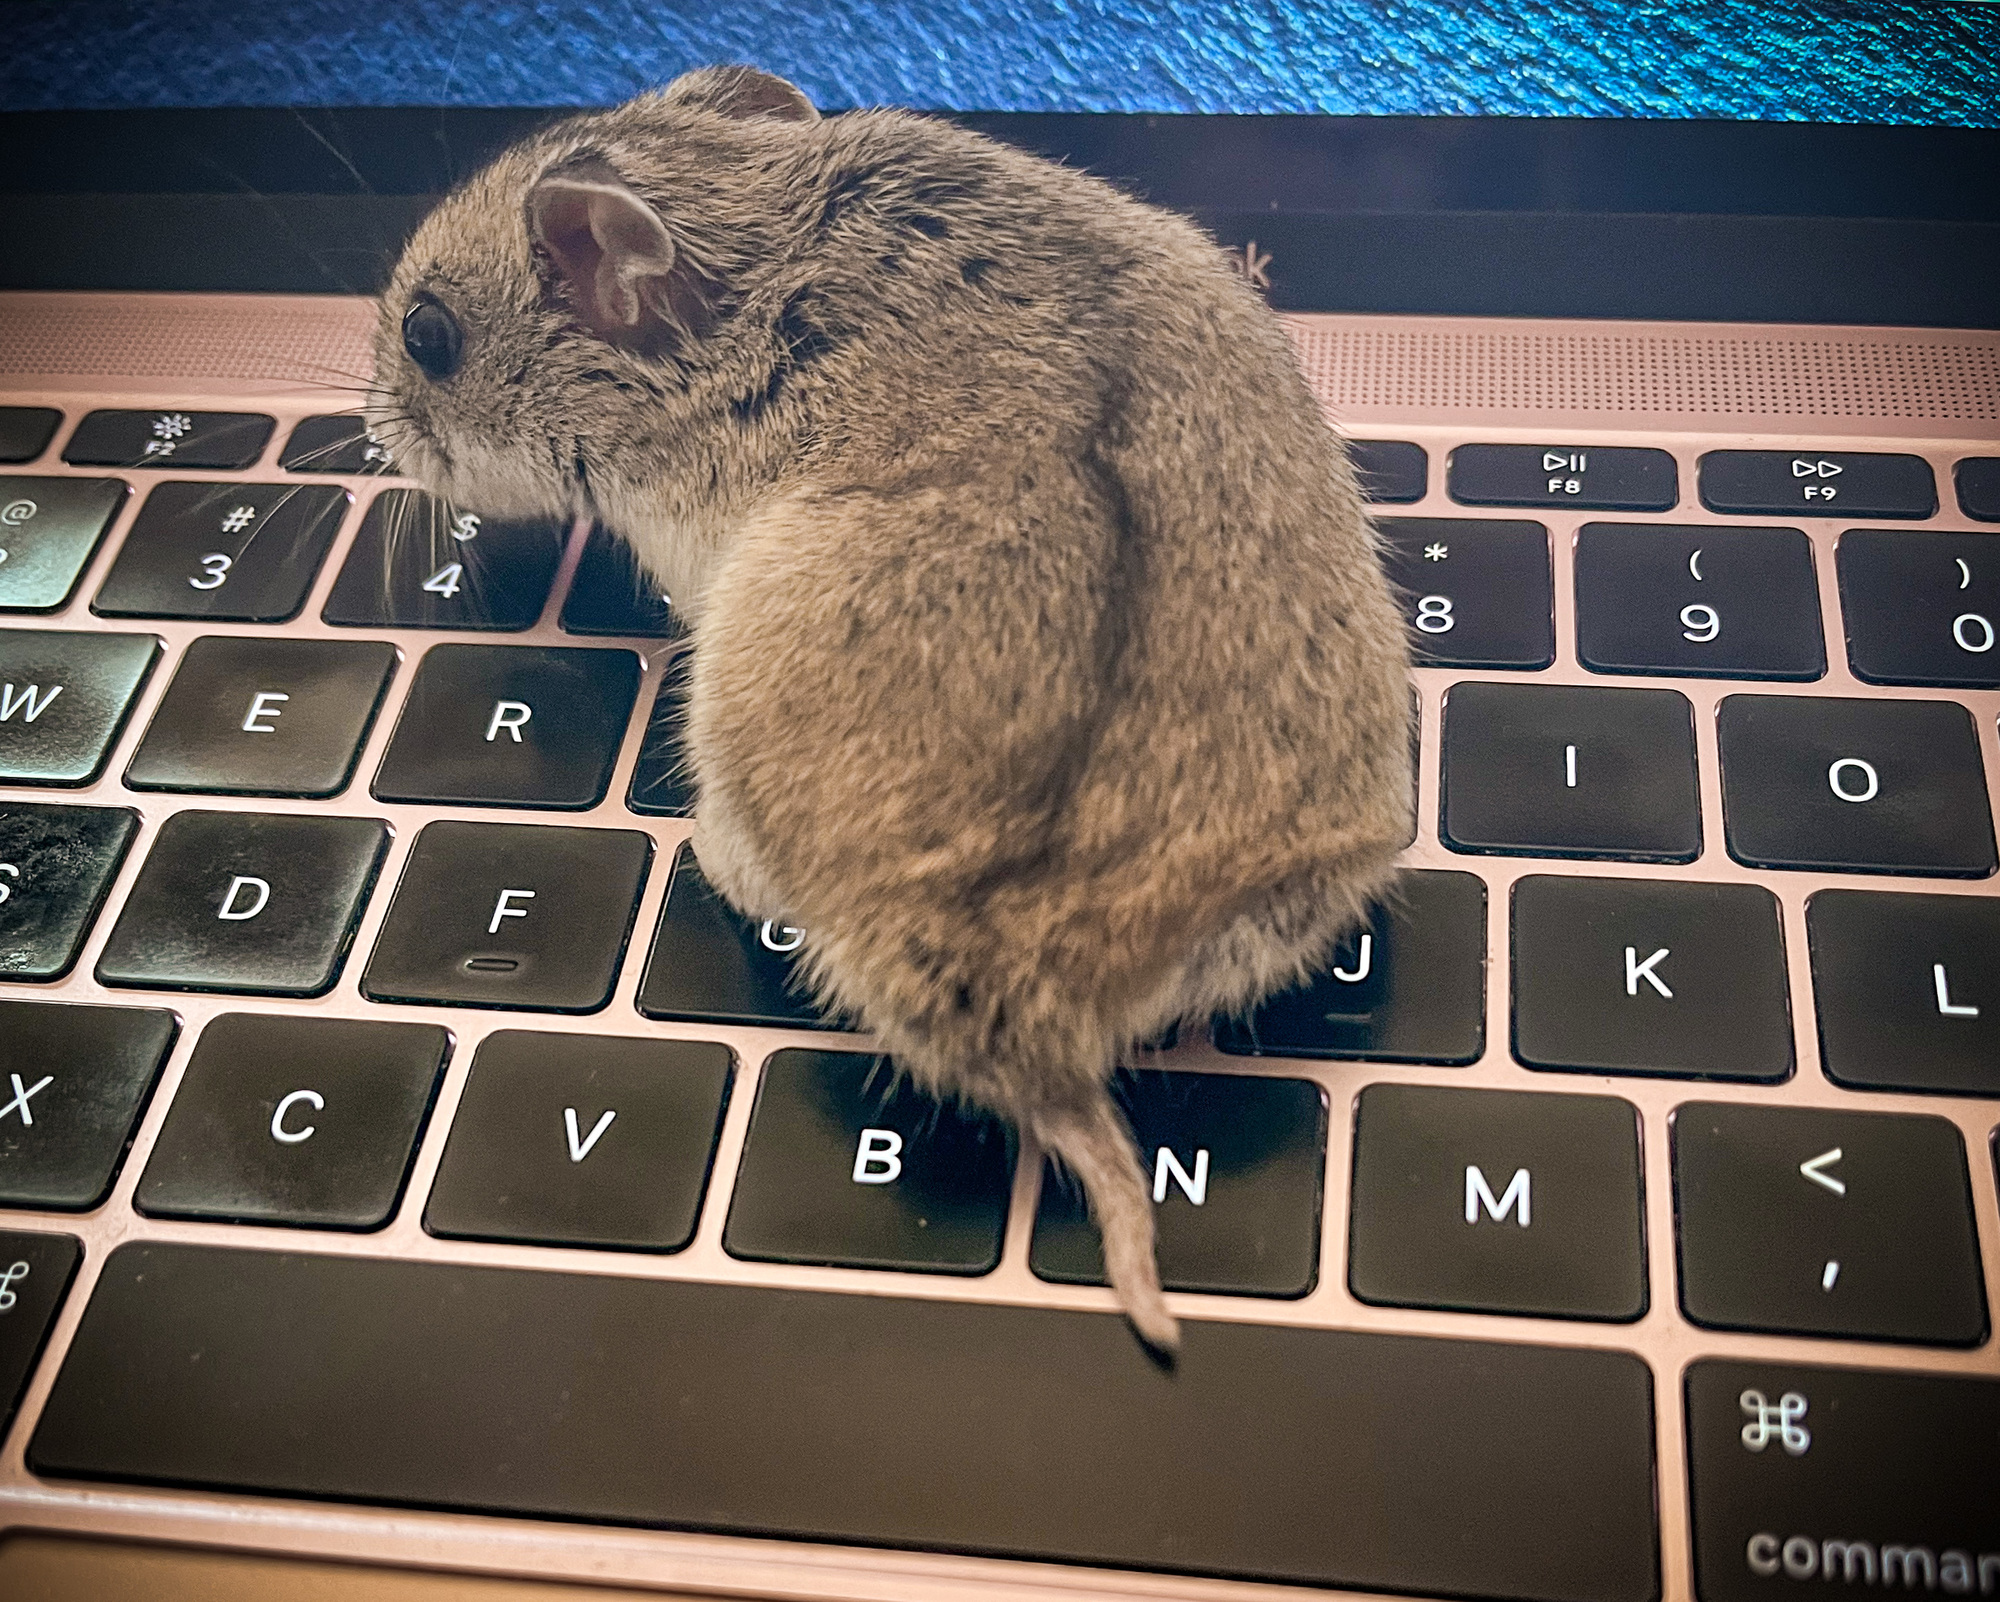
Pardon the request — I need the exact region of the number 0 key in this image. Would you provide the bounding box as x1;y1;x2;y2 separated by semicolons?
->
1838;529;2000;688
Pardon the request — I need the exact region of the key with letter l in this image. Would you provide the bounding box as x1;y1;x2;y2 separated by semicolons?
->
1807;890;2000;1095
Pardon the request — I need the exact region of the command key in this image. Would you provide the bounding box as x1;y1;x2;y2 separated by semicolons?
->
1686;1359;2000;1601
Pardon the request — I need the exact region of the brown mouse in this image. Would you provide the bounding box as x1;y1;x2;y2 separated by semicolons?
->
369;65;1412;1352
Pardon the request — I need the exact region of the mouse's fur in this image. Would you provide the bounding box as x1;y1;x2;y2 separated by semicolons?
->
371;66;1412;1352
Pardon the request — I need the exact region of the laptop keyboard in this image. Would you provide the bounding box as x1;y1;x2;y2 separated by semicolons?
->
2;368;1997;1602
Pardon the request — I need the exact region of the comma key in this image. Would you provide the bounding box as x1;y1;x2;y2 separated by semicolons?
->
1673;1102;1986;1344
1686;1360;2000;1602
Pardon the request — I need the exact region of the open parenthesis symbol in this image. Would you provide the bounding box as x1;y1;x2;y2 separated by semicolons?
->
1688;548;1704;581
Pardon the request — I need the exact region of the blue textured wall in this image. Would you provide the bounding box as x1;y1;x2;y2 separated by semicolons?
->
3;1;1994;124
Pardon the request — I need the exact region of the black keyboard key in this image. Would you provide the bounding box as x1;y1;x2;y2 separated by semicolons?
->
635;843;833;1027
625;655;694;816
134;1014;448;1230
425;1032;732;1252
363;820;651;1012
0;408;61;464
372;644;638;809
0;628;158;786
1442;681;1701;861
1350;1084;1645;1321
0;1001;175;1209
1031;1069;1324;1297
1808;890;1999;1096
91;481;348;623
1955;456;2000;521
1215;868;1486;1064
1513;875;1792;1081
1575;521;1824;680
278;415;399;475
0;1231;81;1436
33;1243;1660;1602
0;477;128;613
1379;518;1554;669
96;810;387;997
724;1050;1014;1274
125;636;395;797
559;525;683;637
1716;694;1996;877
1347;438;1426;504
1449;444;1676;512
1685;1359;2000;1602
1837;529;2000;688
1700;449;1937;520
1674;1102;1986;1345
63;409;274;471
322;490;564;631
0;802;136;981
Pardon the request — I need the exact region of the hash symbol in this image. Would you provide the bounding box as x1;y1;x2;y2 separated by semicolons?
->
1739;1389;1810;1456
220;505;256;533
1423;543;1449;562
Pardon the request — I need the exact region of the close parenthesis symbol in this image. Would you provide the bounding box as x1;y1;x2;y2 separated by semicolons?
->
1688;548;1704;581
1959;558;1972;590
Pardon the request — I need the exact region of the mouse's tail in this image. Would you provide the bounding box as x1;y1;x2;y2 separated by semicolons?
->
1033;1093;1180;1356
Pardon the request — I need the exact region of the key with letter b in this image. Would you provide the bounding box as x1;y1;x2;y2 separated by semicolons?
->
724;1050;1014;1273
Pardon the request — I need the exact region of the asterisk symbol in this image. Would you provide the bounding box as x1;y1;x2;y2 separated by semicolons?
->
1423;543;1449;561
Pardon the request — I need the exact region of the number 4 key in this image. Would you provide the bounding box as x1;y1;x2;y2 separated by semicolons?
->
323;490;566;631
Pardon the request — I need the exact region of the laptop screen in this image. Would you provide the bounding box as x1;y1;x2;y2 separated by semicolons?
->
1;1;1995;324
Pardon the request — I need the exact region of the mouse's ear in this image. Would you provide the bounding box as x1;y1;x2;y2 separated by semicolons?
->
527;157;697;353
658;65;819;123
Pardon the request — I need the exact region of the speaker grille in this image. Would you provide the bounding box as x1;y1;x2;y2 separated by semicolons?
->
1287;322;2000;421
0;295;380;386
2;294;1995;424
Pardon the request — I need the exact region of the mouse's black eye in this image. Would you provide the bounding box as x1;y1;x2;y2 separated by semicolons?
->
402;296;463;381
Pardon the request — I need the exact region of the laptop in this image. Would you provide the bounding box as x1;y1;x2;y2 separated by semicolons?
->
0;12;1995;1602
